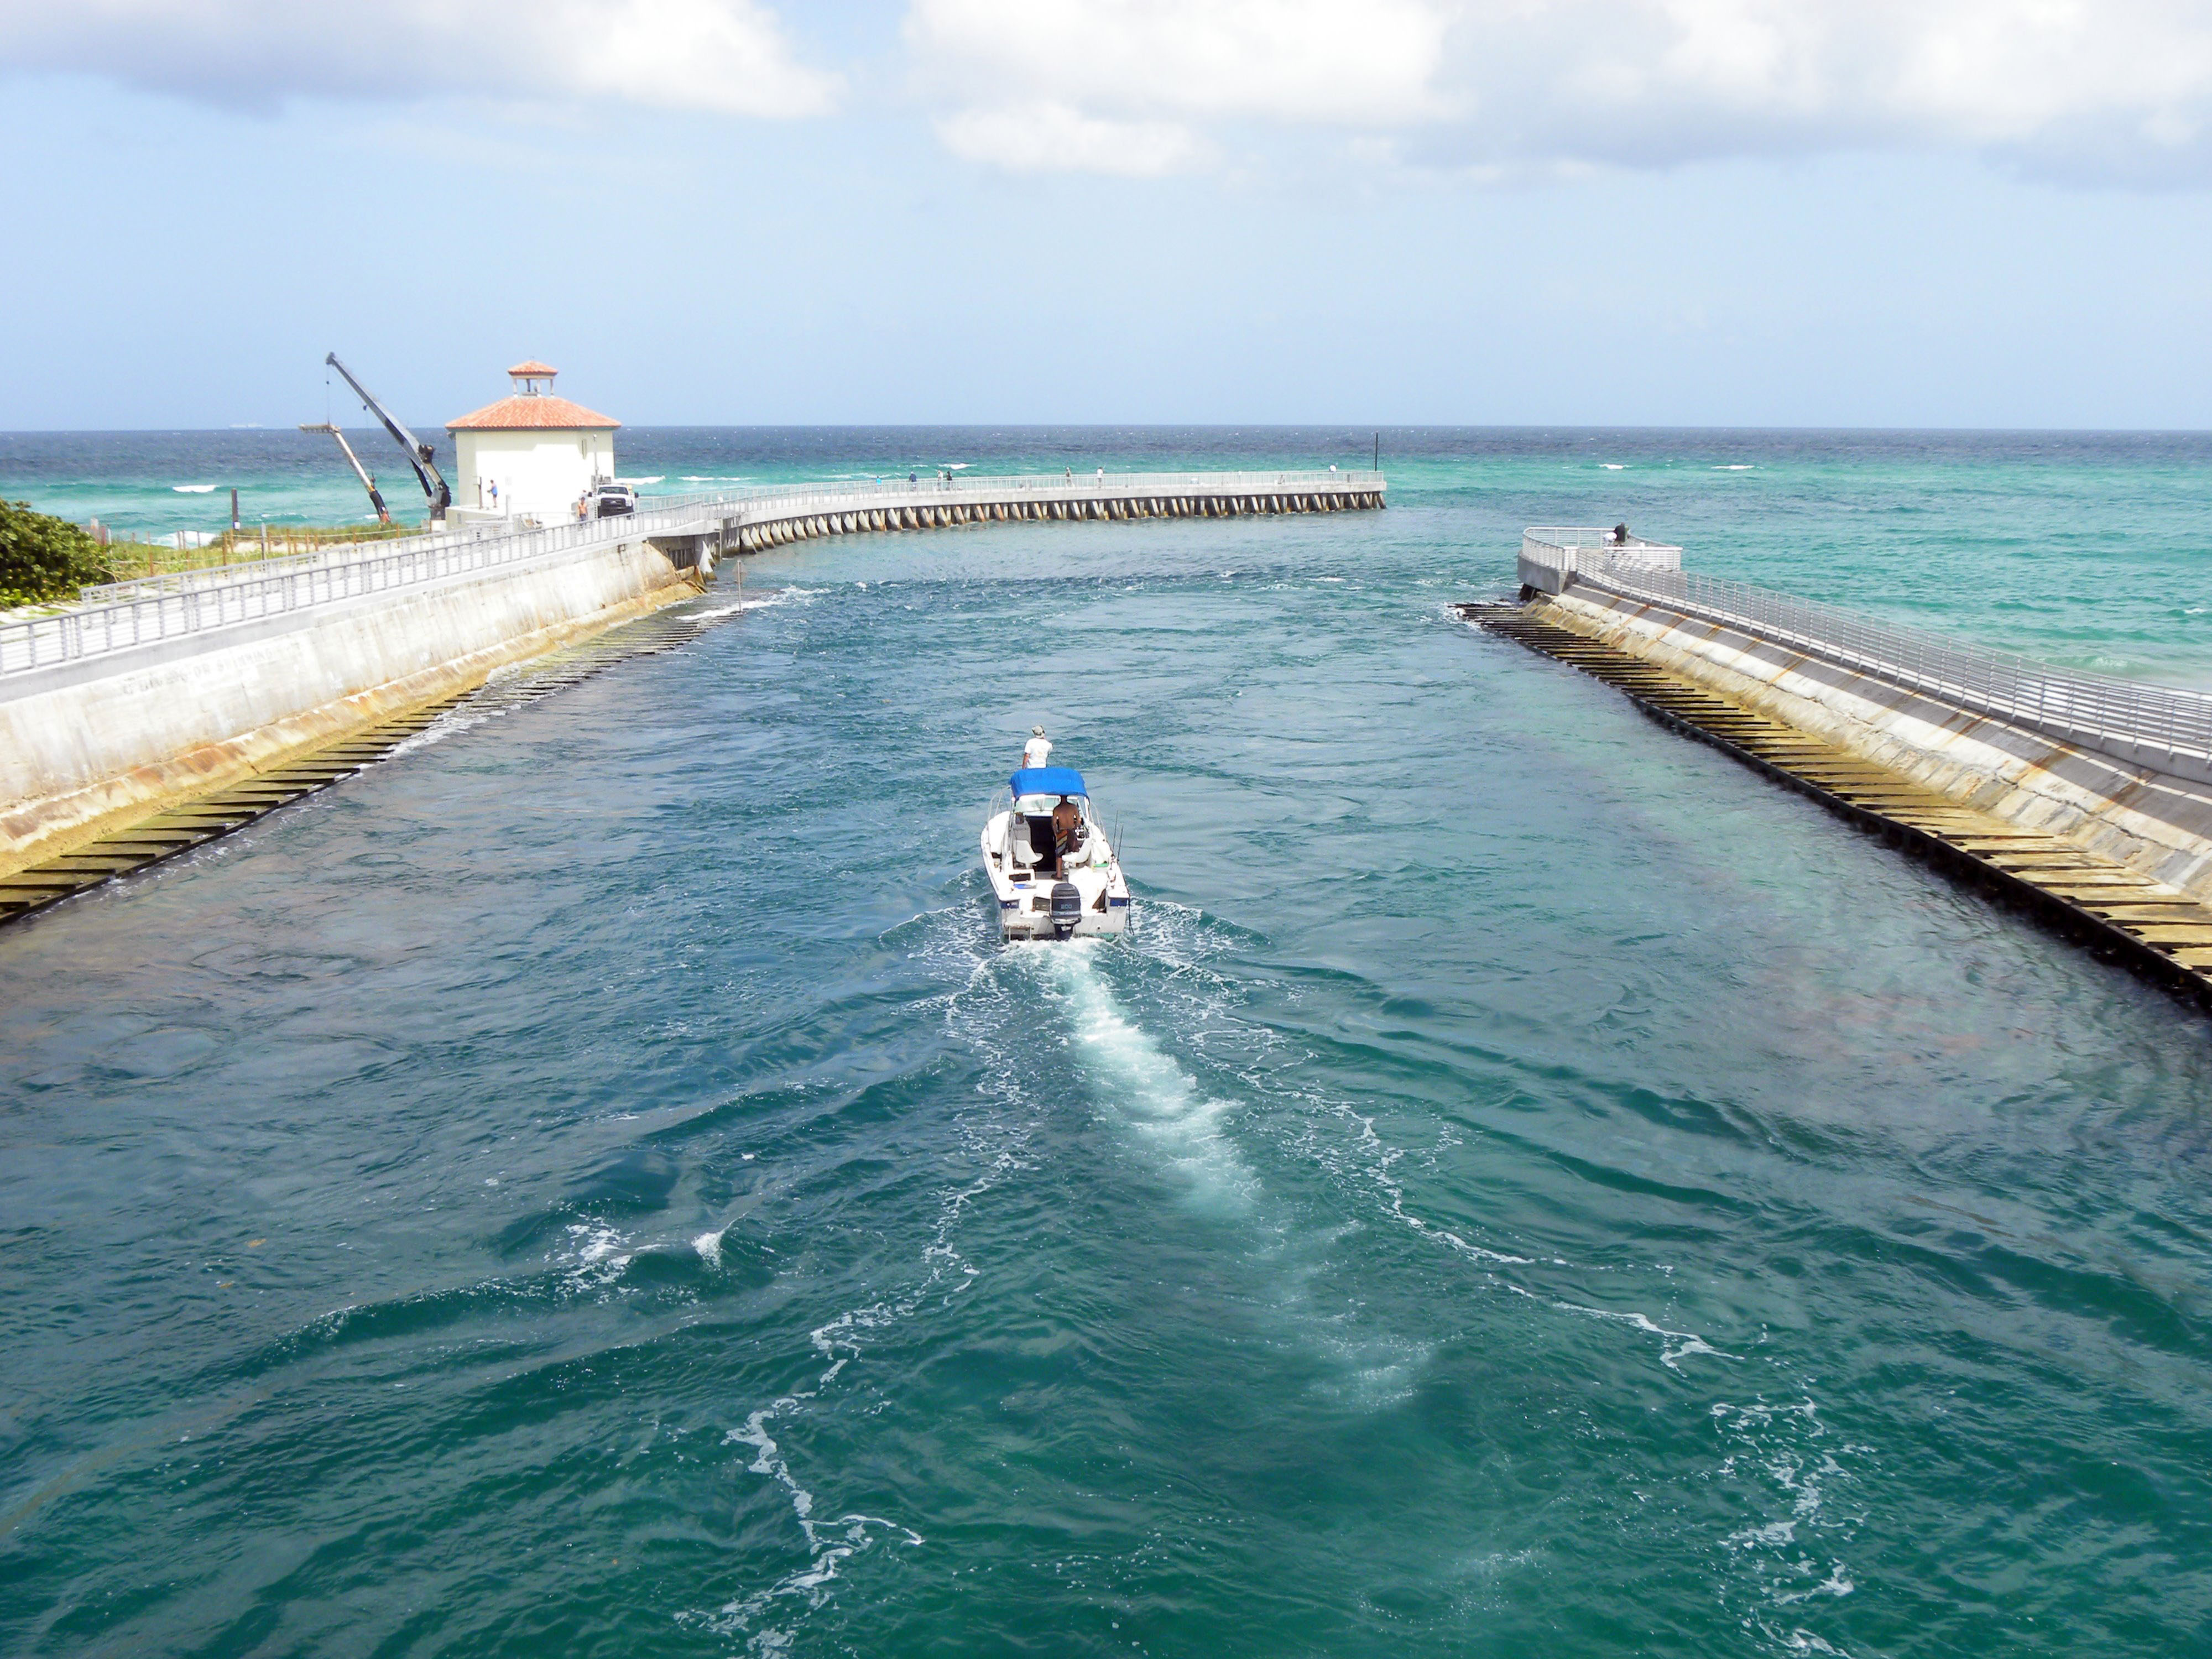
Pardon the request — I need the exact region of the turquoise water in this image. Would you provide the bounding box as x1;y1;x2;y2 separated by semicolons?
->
4;431;2212;1656
9;426;2211;679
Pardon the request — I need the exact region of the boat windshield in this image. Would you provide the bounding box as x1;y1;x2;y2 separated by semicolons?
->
1014;793;1090;818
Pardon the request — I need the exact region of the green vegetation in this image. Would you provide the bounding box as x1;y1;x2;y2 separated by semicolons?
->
0;499;114;606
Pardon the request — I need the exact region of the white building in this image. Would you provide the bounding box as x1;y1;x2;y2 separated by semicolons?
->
445;360;619;525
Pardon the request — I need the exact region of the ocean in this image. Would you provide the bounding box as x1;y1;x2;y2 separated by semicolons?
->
2;428;2209;1656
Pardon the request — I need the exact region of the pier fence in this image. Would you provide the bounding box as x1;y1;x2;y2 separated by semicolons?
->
1547;547;2212;787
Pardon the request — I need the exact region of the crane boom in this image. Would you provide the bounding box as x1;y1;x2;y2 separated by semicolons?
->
324;353;451;523
300;423;390;524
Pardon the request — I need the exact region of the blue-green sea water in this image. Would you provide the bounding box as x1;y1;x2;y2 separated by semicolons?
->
9;425;2211;679
3;429;2212;1656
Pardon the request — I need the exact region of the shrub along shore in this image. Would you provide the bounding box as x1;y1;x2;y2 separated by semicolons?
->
1;500;111;607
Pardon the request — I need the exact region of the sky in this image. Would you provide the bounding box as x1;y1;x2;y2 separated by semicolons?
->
3;0;2211;430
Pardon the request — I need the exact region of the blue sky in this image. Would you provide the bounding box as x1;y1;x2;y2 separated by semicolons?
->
4;0;2210;430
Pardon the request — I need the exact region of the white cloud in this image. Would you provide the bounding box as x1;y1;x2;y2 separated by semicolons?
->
937;103;1207;176
0;0;839;118
910;0;1454;127
905;0;2212;182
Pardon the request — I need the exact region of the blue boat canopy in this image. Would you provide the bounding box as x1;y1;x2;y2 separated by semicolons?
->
1010;765;1087;799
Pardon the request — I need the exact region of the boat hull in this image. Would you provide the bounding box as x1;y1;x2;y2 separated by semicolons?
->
981;808;1129;941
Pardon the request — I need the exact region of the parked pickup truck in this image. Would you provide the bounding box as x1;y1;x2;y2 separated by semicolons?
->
589;483;637;518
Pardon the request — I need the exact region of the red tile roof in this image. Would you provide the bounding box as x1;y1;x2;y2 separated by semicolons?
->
446;394;620;432
507;358;559;377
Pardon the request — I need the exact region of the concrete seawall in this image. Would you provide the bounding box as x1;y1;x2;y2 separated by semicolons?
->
0;537;693;870
1;469;1385;875
1536;584;2212;902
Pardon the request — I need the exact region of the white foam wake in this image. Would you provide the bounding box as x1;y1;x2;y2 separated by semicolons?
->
685;917;1032;1650
1025;930;1438;1405
1710;1397;1865;1650
1025;941;1256;1214
1553;1299;1735;1373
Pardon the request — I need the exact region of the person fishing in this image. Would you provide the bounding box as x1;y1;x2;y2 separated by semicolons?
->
1022;725;1051;768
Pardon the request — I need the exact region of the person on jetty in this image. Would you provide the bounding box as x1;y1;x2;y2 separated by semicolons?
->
1022;725;1051;768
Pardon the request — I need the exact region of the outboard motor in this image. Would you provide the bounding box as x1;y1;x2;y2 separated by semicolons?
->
1050;881;1083;939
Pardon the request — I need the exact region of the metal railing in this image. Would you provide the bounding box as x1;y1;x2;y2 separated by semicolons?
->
1522;528;1682;582
4;471;1381;679
1566;552;2212;781
1525;527;1683;555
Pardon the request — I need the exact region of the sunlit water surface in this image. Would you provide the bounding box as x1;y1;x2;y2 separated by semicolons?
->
3;431;2211;1657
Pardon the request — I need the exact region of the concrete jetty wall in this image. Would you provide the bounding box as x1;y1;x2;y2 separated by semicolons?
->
0;537;692;868
0;471;1383;872
1535;582;2212;902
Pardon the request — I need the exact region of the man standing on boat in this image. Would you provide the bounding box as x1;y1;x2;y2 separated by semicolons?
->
1022;725;1051;768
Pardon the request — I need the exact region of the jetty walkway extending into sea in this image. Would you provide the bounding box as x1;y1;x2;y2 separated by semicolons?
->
1472;531;2212;1012
0;470;1383;681
0;468;1383;911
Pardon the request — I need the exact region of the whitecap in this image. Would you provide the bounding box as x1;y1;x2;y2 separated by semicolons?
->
171;483;217;493
1713;464;1755;471
1553;1299;1734;1371
559;1220;632;1290
1600;463;1626;470
1726;1518;1798;1549
1772;1565;1855;1604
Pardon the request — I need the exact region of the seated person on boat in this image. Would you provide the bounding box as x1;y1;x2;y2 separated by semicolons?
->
985;761;1128;939
1007;766;1092;877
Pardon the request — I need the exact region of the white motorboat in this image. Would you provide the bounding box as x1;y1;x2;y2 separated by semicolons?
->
980;765;1131;941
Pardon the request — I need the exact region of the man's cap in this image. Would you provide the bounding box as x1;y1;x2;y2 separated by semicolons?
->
1031;725;1046;736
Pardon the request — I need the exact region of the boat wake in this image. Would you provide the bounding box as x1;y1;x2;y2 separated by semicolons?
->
684;909;1037;1650
1012;920;1432;1405
1013;938;1256;1213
